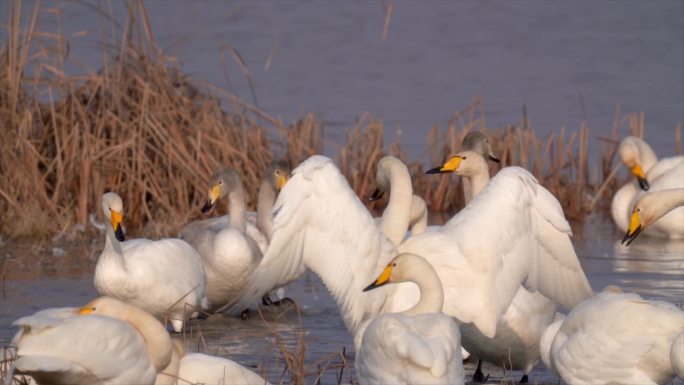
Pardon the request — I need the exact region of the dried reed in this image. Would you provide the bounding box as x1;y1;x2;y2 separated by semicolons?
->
0;1;680;242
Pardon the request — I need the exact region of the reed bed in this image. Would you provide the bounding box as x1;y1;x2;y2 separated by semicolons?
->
0;1;680;241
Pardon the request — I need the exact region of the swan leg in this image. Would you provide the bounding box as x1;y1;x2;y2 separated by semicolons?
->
170;319;184;333
519;374;529;383
261;294;295;307
240;308;250;320
472;359;489;383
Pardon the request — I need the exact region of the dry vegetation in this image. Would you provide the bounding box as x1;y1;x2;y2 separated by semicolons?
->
0;1;681;242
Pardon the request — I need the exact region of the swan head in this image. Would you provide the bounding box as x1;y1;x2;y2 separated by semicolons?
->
363;253;427;291
368;156;404;201
618;136;650;191
621;191;665;246
102;192;125;242
425;150;486;177
201;168;242;213
461;131;500;163
266;160;291;192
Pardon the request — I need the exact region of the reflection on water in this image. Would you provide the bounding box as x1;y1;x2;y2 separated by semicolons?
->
1;214;683;384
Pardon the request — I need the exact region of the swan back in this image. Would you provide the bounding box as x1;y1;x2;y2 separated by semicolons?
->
539;312;565;374
549;290;684;385
80;297;173;372
11;301;163;385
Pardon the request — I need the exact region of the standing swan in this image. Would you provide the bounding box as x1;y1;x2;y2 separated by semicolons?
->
356;253;464;385
8;297;173;385
611;136;684;238
427;147;557;383
181;168;264;312
540;286;684;385
622;188;684;245
95;193;208;332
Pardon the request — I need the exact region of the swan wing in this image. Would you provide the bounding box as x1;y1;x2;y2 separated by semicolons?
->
13;314;157;384
222;156;393;328
357;313;463;385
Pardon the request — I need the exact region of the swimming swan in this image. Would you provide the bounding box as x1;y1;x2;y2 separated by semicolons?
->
225;155;592;345
540;286;684;385
95;193;208;332
355;253;464;385
611;136;684;238
622;188;684;246
427;148;558;383
8;297;173;385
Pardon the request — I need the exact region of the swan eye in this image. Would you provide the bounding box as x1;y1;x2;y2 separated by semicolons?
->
462;156;467;160
392;263;397;267
218;180;223;185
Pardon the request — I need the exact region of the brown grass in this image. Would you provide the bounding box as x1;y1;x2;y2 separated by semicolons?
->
0;1;681;241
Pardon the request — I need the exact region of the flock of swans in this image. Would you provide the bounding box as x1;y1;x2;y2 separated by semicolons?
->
5;132;684;385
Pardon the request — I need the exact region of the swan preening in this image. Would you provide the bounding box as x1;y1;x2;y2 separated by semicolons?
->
612;136;684;239
95;193;208;332
179;162;291;312
540;286;684;385
355;253;464;385
7;297;272;385
8;297;171;385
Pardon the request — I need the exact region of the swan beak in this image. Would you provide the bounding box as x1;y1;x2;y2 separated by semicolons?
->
110;210;125;242
368;188;384;201
363;264;393;292
621;210;644;246
79;306;94;315
425;156;462;174
629;164;650;191
487;152;501;163
202;185;221;213
277;174;288;191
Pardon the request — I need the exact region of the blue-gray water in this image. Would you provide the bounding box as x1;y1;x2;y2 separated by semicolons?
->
0;1;682;161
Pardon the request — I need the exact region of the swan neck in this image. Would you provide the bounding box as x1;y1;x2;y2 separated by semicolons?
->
466;169;490;202
636;140;658;172
461;178;474;205
651;189;684;222
228;187;247;233
123;307;173;372
257;180;276;240
380;162;413;246
402;255;444;316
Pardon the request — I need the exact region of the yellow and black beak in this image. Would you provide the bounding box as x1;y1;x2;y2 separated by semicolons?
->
425;156;463;174
277;174;289;191
621;209;644;246
368;188;385;202
363;263;393;292
201;184;221;214
110;210;125;242
629;164;650;191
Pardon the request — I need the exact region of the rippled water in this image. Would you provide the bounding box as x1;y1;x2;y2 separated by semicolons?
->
2;214;683;384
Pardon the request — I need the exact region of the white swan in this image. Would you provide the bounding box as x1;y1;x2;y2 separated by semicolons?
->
540;286;684;385
428;148;558;383
622;188;684;245
180;161;290;251
95;193;208;332
611;136;684;238
178;168;266;312
7;297;172;385
355;253;464;385
672;331;684;379
225;155;592;347
156;339;272;385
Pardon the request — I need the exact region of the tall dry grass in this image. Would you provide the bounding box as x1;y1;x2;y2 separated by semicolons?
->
0;1;680;241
